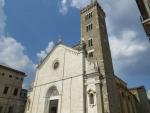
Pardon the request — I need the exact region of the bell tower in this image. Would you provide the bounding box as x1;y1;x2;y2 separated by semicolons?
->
80;1;121;113
80;0;114;76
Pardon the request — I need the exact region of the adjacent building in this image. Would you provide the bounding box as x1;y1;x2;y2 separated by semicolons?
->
136;0;150;39
130;86;150;113
0;64;27;113
25;1;150;113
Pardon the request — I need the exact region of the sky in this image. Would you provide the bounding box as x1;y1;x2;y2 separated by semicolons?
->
0;0;150;98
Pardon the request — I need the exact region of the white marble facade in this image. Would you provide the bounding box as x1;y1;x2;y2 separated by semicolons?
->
25;44;99;113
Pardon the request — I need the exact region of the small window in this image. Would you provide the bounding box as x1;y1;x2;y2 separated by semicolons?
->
89;52;94;58
3;87;9;95
86;26;89;32
90;24;93;30
13;88;18;96
21;78;23;81
2;73;5;76
89;13;91;18
85;12;93;20
88;39;93;47
53;61;59;70
121;92;125;97
86;24;93;32
0;106;3;113
9;75;12;78
89;93;94;105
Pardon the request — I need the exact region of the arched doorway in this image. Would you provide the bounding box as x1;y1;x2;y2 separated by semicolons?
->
45;86;59;113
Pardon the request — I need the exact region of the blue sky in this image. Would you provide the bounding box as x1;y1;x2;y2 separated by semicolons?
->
5;0;80;62
0;0;150;97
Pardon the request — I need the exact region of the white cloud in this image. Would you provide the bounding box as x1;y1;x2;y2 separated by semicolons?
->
147;90;150;99
59;0;69;14
0;0;35;89
109;29;150;75
0;37;36;88
70;0;90;9
37;41;55;61
0;37;34;70
110;30;148;60
103;0;141;35
59;0;90;14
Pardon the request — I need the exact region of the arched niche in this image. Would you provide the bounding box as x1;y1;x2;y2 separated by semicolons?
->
46;86;59;98
44;86;60;113
87;89;96;106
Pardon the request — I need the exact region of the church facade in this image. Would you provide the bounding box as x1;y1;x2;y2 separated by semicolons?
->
25;1;150;113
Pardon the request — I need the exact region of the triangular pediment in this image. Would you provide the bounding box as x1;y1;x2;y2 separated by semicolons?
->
37;44;80;69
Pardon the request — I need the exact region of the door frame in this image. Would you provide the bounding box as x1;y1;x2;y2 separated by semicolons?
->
48;96;61;113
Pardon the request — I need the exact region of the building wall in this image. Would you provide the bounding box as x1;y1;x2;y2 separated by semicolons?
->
0;65;27;113
115;76;150;113
130;87;150;113
115;82;140;113
25;45;84;113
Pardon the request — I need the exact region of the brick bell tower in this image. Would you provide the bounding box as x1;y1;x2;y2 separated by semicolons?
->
80;1;121;113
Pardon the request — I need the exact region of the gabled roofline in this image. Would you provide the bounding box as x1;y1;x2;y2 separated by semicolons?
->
37;43;80;69
0;64;26;76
